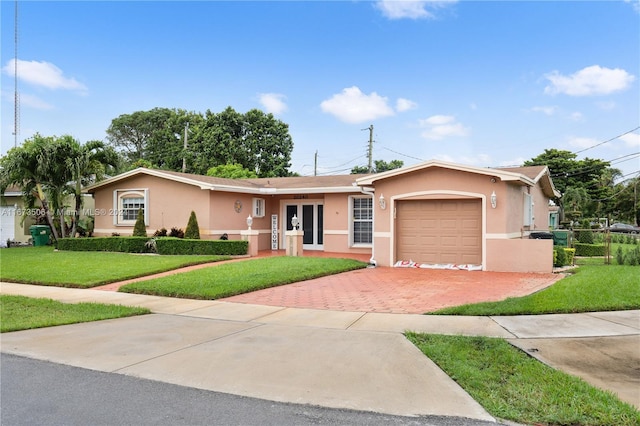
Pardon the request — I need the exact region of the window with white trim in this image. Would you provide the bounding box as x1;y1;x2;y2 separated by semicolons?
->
114;189;148;225
253;198;265;218
352;196;373;245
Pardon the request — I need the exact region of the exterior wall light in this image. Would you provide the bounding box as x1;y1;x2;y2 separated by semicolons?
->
379;193;386;210
246;215;253;230
291;214;300;230
490;191;497;209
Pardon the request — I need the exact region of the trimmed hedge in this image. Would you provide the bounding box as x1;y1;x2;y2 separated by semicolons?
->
574;243;606;257
155;238;247;255
57;237;248;256
57;237;150;253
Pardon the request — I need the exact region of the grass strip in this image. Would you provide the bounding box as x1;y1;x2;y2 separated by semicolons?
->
0;246;229;288
119;256;367;299
432;265;640;315
406;333;640;426
0;295;150;333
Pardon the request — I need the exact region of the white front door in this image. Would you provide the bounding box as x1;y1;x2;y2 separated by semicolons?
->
284;202;324;250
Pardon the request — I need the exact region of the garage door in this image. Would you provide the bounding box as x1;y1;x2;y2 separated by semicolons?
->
396;199;481;265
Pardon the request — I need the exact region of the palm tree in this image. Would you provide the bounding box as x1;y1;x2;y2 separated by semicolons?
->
66;140;119;237
0;134;63;240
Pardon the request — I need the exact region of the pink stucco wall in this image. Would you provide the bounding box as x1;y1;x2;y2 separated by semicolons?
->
366;166;553;272
92;175;210;237
486;238;553;273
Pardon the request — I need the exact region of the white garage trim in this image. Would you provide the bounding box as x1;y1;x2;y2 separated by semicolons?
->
387;191;487;270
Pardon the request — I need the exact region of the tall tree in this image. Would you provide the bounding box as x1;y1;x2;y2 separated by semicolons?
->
351;159;404;174
206;163;258;179
524;148;614;219
106;107;295;177
0;134;70;240
66;140;120;237
106;107;175;162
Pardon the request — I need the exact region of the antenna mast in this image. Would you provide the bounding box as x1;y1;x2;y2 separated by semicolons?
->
13;0;20;147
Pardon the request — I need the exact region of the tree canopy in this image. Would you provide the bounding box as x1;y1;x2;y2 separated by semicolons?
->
0;134;118;239
106;107;294;177
524;148;627;222
351;159;404;174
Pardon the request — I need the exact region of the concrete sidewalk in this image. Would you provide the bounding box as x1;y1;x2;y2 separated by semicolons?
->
1;282;639;420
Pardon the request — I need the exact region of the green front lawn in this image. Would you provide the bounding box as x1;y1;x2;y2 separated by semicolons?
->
433;265;640;316
0;246;229;288
0;294;150;332
119;256;367;299
406;333;640;426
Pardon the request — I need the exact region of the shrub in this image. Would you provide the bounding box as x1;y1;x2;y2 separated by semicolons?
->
553;246;567;267
622;246;640;266
56;236;248;256
155;238;247;255
577;229;594;244
184;211;200;239
616;246;624;265
57;237;151;253
132;210;147;237
563;248;576;265
169;227;184;238
154;228;168;237
574;243;606;257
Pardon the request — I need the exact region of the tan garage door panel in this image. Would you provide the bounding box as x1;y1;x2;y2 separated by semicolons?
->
396;199;481;265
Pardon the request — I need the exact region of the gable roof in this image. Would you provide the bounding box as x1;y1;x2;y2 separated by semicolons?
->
356;160;560;198
85;168;367;195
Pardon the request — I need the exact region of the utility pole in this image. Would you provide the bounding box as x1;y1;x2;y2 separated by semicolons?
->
314;150;318;176
182;122;189;173
367;124;373;173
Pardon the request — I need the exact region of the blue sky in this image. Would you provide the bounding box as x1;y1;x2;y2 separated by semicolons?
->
1;1;639;181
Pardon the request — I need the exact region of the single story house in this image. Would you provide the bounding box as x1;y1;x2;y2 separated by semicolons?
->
85;160;560;272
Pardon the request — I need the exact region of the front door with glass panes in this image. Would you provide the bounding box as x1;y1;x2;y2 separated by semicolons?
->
284;203;324;250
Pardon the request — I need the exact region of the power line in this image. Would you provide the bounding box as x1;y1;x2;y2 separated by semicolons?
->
573;126;640;154
381;146;424;162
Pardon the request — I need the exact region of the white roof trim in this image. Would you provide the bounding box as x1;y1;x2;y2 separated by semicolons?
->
355;159;535;186
87;168;230;192
85;168;362;195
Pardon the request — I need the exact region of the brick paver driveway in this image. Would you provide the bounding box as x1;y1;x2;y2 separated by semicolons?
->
221;258;562;314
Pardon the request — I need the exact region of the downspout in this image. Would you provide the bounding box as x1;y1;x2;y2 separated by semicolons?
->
360;186;377;267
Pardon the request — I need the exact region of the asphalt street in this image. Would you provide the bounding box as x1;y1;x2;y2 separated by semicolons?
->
1;354;505;426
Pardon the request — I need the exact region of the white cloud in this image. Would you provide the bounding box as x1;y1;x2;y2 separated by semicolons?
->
620;132;640;148
320;86;395;124
396;98;417;112
544;65;635;96
258;93;287;115
375;0;457;20
499;157;526;167
531;106;558;116
419;114;469;140
2;59;87;92
624;0;640;13
20;93;54;110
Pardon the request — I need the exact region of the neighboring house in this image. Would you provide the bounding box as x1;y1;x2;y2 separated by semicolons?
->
85;160;560;272
0;186;32;246
1;185;95;246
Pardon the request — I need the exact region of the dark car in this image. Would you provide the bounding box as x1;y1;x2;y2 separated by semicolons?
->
608;223;640;234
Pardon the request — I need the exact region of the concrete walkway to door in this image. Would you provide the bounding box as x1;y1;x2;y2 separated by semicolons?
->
222;254;563;314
